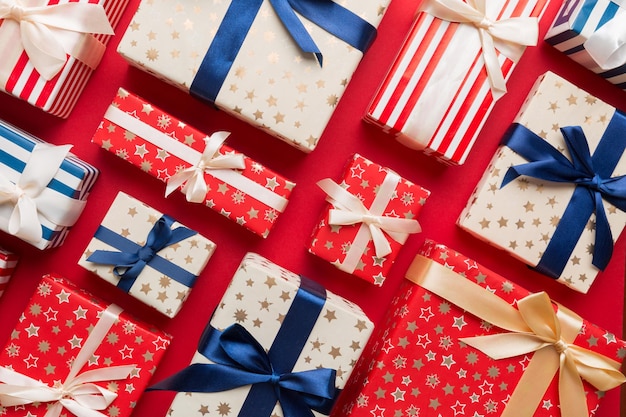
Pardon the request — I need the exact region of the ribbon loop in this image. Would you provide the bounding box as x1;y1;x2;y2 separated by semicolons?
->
584;11;626;70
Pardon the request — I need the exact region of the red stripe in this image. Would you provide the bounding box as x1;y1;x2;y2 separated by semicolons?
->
5;53;30;93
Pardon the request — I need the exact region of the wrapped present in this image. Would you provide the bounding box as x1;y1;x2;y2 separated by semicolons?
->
545;0;626;90
309;154;429;286
334;240;626;417
78;191;216;318
0;120;98;249
149;252;374;417
0;273;171;417
93;88;295;238
0;0;128;118
457;71;626;293
366;0;549;165
0;247;17;298
117;0;388;153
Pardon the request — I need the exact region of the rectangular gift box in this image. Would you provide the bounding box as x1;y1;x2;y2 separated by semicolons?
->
457;71;626;293
78;191;216;318
158;252;374;417
545;0;626;90
0;247;17;299
0;0;128;118
366;0;549;165
0;273;171;417
0;120;98;249
309;153;430;286
333;240;626;417
117;0;389;153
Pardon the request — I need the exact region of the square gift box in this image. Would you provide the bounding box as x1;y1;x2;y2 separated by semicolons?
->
0;0;128;118
333;240;626;417
150;252;375;417
366;0;549;165
309;154;430;286
545;0;626;90
458;71;626;293
92;88;295;238
117;0;389;152
78;191;216;318
0;247;17;299
0;120;99;249
0;273;172;417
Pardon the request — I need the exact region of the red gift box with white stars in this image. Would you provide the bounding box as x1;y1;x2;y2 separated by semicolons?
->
92;88;295;238
0;274;171;417
333;240;626;417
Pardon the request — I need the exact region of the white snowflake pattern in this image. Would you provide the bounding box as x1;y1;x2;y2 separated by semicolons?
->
401;192;415;206
264;209;278;223
157;114;171;129
115;149;129;160
232;190;246;205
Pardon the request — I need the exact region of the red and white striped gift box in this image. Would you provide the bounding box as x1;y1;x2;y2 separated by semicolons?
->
366;0;549;165
0;0;128;118
0;248;17;299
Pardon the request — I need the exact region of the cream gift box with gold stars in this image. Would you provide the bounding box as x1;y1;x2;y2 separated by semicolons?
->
152;252;375;417
458;71;626;293
117;0;389;152
79;191;215;318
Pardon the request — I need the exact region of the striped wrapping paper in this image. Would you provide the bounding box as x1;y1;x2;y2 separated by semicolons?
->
545;0;626;89
0;0;128;118
366;0;549;165
0;248;17;299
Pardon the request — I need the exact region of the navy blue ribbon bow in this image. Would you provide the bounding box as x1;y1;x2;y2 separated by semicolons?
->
86;215;198;292
501;118;626;278
190;0;378;104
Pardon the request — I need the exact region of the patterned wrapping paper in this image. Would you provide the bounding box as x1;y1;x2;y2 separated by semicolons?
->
0;0;128;118
0;120;99;249
0;273;172;417
0;247;17;299
92;88;295;238
156;252;374;417
117;0;389;153
545;0;626;90
458;71;626;293
78;191;216;318
366;0;549;165
309;154;430;286
333;240;626;417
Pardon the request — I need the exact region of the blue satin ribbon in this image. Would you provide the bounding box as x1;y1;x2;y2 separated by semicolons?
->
149;276;338;417
190;0;378;104
501;117;626;278
86;215;198;292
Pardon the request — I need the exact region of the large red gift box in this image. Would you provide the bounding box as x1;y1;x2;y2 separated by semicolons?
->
334;240;626;417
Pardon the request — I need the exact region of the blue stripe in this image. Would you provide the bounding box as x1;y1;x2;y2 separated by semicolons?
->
597;1;619;29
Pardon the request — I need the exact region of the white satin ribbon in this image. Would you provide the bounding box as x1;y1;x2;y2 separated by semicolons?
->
0;142;86;244
165;131;246;203
0;0;113;80
421;0;538;98
584;9;626;70
0;304;136;417
317;177;421;268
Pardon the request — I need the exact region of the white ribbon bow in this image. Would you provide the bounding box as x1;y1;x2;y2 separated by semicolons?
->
317;178;421;258
584;10;626;70
421;0;539;98
0;0;114;80
0;142;86;244
0;305;136;417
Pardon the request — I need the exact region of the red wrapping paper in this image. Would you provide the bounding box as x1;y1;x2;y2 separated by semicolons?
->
0;248;16;299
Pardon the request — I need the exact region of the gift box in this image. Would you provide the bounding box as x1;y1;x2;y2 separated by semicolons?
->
0;120;98;249
0;273;171;417
149;252;374;417
333;240;626;417
93;88;295;238
0;247;17;299
545;0;626;90
457;71;626;293
78;191;216;318
366;0;549;165
309;154;429;286
0;0;128;118
117;0;388;153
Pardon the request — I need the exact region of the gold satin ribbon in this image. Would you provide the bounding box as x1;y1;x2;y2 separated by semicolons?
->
406;255;625;417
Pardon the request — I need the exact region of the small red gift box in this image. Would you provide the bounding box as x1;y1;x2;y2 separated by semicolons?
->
0;247;17;299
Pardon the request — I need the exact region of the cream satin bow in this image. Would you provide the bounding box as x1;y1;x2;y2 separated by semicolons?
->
584;10;626;70
421;0;538;98
165;131;246;203
0;305;136;417
0;0;113;80
317;178;421;258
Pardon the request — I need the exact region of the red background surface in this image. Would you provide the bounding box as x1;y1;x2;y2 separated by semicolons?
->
0;0;625;416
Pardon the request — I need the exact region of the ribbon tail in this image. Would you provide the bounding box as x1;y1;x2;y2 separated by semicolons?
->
368;224;392;258
181;172;208;203
558;355;589;417
460;333;550;359
269;0;322;65
165;170;193;198
479;28;507;99
591;191;613;271
584;16;626;70
8;195;42;243
56;398;109;417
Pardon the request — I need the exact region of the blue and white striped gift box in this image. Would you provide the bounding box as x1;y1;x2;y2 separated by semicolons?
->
545;0;626;89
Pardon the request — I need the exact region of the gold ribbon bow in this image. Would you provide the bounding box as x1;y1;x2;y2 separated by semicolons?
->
406;255;626;417
420;0;538;98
